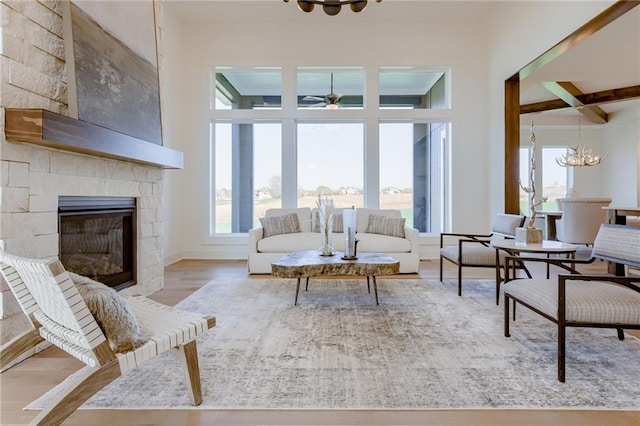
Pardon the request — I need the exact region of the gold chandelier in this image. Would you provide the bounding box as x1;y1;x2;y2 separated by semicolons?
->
284;0;381;16
555;109;607;167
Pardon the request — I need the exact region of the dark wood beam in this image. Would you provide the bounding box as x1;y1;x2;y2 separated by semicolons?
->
505;76;521;215
520;84;640;114
542;81;608;123
4;109;184;169
518;1;640;80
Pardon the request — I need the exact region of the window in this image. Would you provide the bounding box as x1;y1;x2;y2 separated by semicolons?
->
213;67;282;110
542;147;568;210
297;68;364;109
380;122;449;232
379;67;447;109
519;147;531;215
212;122;282;234
209;65;452;235
296;122;364;208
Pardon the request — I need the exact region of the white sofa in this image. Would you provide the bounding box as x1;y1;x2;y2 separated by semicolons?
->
248;207;420;274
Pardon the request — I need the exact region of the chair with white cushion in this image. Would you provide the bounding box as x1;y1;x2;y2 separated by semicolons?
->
555;197;612;245
440;213;526;304
503;224;640;382
0;250;215;425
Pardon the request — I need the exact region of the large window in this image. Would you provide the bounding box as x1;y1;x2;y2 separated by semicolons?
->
380;122;448;232
297;122;364;208
212;122;282;233
210;66;451;235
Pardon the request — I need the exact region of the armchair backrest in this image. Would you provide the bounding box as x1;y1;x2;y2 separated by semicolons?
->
0;250;107;366
592;224;640;267
556;197;611;244
491;213;526;238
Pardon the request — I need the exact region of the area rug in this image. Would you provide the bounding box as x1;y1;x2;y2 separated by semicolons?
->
29;278;640;410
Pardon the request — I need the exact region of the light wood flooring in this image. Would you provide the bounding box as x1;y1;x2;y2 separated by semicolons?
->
1;259;639;426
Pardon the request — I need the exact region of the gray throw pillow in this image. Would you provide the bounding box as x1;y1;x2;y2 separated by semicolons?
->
68;272;145;353
366;214;406;238
312;212;343;233
259;213;301;237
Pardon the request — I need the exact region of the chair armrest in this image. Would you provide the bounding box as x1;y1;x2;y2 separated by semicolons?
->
560;274;640;292
247;226;264;254
440;232;493;248
504;255;595;281
404;226;419;253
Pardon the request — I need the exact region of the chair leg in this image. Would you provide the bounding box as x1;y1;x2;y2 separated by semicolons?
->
504;295;510;338
617;328;625;340
178;340;203;406
1;328;44;370
558;324;566;382
30;360;121;426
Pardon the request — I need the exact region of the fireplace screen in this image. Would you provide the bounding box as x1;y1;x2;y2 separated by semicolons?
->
59;197;135;290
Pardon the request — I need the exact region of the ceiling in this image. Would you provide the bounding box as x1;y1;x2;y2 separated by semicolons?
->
167;1;640;121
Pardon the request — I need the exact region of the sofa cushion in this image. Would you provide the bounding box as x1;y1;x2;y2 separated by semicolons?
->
312;209;343;233
355;232;411;253
258;232;322;252
356;208;401;233
366;214;406;238
265;208;313;232
260;213;301;238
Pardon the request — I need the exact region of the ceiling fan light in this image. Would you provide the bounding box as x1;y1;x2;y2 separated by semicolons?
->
297;0;314;13
323;3;342;15
350;0;368;12
326;103;339;109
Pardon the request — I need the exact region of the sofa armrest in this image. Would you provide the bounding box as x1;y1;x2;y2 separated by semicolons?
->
248;226;264;254
404;226;420;253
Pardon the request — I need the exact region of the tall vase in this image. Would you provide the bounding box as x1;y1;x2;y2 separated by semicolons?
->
318;212;334;256
343;207;357;259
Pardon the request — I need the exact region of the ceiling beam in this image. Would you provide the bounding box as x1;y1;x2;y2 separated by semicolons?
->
520;84;640;114
542;81;608;123
518;1;640;81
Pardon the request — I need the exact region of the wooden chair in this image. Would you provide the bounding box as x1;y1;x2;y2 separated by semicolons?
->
503;224;640;382
0;250;215;425
440;213;526;304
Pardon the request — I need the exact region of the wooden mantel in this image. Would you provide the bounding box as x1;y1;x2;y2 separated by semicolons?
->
4;109;183;169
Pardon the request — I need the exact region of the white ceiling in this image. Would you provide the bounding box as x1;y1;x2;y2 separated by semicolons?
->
166;1;640;119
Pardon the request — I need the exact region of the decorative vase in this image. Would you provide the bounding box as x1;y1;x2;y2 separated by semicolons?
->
342;207;357;259
317;197;334;256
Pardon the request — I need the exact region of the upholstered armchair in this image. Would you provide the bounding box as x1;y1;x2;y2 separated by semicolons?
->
440;213;526;304
555;197;612;245
503;224;640;382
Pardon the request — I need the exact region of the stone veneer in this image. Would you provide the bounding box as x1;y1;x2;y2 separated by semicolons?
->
0;0;166;363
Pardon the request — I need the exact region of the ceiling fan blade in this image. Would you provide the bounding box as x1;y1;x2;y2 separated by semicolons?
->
303;96;325;101
309;102;327;108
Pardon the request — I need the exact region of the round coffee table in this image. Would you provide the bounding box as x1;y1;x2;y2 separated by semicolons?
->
271;250;400;305
491;239;579;279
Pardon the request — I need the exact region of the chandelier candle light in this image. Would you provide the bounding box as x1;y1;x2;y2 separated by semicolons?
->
317;196;335;256
516;121;547;245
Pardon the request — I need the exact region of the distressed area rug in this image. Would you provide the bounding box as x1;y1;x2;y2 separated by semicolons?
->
29;278;640;410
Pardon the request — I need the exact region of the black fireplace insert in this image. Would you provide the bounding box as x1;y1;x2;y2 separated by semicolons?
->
58;196;135;291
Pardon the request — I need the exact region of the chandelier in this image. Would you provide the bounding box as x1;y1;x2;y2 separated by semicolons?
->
284;0;381;16
555;109;607;167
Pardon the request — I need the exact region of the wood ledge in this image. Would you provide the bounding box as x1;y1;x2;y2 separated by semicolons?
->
3;108;183;169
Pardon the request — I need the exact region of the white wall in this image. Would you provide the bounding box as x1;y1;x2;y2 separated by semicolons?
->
162;15;492;261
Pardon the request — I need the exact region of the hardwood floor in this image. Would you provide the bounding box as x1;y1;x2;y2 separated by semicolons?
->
1;259;638;426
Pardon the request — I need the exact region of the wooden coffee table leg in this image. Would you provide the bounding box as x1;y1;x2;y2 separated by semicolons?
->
305;277;309;291
372;276;379;305
295;277;301;306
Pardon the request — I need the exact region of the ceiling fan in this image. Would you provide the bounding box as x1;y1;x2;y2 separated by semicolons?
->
303;73;341;109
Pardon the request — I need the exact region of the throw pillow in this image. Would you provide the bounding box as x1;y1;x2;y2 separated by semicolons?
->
68;272;144;353
259;213;301;238
313;212;343;233
366;214;406;238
